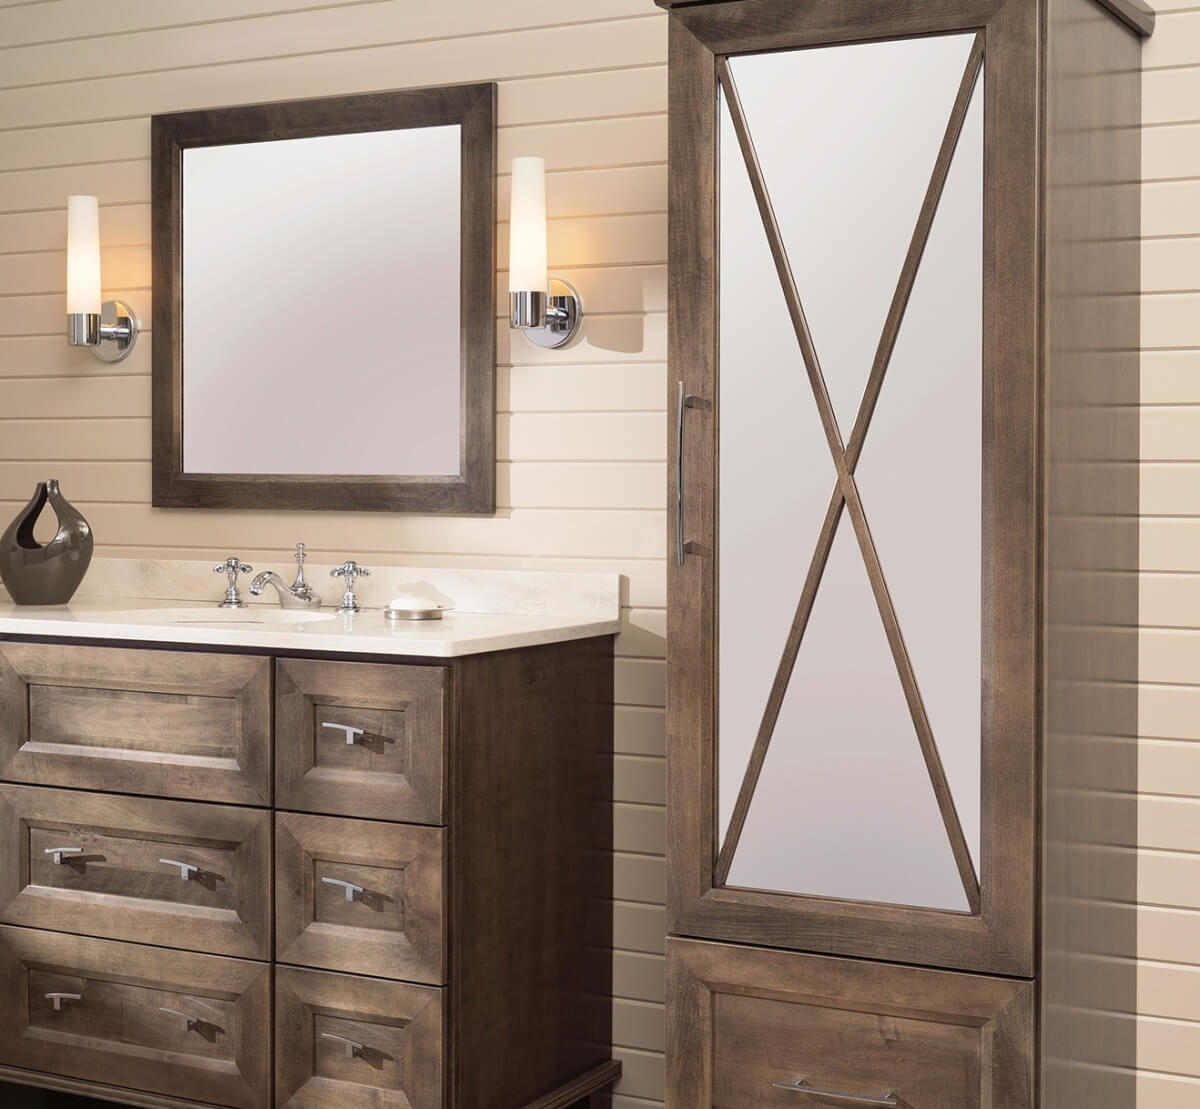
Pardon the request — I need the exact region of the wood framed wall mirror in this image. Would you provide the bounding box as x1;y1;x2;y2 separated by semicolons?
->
150;82;497;513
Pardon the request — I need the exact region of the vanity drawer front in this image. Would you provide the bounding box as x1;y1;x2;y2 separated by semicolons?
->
276;965;443;1109
0;784;271;960
0;925;270;1109
277;811;444;985
0;643;272;806
275;658;446;824
668;939;1033;1109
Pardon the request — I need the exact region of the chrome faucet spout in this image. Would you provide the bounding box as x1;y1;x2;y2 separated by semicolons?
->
248;565;322;610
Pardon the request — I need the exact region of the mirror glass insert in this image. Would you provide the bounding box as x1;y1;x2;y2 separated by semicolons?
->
717;35;984;910
182;127;462;476
717;95;837;850
727;33;975;436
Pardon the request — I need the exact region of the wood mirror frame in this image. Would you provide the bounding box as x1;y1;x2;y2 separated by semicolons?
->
150;83;496;513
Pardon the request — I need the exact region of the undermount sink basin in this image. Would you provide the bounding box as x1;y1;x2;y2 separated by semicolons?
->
104;607;337;626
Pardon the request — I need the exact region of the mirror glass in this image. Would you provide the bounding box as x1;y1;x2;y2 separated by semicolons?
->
727;34;975;436
152;84;496;513
717;35;984;910
182;127;462;476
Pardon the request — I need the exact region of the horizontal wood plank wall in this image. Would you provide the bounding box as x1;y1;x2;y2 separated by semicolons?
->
1141;3;1200;1105
0;2;668;1105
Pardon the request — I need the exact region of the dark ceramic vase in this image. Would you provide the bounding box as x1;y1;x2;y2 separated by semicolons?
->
0;479;94;605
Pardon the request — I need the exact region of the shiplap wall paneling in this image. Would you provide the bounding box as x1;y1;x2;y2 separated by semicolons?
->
0;3;669;1105
1139;2;1200;1105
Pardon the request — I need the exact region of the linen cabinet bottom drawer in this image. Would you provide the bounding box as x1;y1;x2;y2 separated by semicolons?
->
668;938;1034;1109
0;925;269;1109
276;965;443;1109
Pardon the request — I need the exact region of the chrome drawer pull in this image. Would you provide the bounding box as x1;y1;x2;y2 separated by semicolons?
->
159;858;200;881
44;846;82;865
321;876;364;902
320;1032;365;1059
45;992;81;1012
772;1078;899;1106
322;722;365;745
159;1006;202;1033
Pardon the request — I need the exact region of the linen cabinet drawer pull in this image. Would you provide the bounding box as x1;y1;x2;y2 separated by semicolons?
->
159;858;200;881
44;846;82;865
320;1032;365;1059
159;1007;203;1033
772;1078;899;1106
321;876;365;902
322;722;366;745
45;992;81;1012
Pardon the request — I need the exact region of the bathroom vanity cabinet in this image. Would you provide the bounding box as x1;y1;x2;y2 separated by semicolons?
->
0;624;619;1108
662;0;1149;1105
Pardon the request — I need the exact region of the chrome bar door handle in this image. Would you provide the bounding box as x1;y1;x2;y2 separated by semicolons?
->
772;1078;899;1106
676;380;700;567
159;858;200;881
45;992;81;1012
321;876;365;902
159;1007;202;1033
44;846;82;865
322;722;365;745
320;1032;365;1059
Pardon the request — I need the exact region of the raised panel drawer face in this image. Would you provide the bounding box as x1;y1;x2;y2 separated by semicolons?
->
0;784;271;960
668;939;1033;1108
0;643;272;806
277;811;445;984
275;659;446;824
276;965;443;1109
0;926;270;1109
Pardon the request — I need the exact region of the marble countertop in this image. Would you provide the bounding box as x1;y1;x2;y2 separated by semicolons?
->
0;597;621;658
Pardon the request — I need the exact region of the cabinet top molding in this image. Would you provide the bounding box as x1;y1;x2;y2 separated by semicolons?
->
653;0;1154;38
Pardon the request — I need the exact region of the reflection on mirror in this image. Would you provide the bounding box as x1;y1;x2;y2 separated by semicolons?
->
151;84;496;513
717;35;984;911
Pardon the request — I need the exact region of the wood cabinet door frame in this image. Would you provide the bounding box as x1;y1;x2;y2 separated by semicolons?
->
666;937;1034;1108
665;0;1040;976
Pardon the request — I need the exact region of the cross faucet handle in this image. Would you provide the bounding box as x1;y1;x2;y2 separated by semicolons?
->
330;561;371;614
213;556;253;609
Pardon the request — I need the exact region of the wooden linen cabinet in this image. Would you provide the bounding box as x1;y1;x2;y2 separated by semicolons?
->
660;0;1151;1105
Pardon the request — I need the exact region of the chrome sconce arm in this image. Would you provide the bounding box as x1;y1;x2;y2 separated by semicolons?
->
509;282;583;350
66;300;140;363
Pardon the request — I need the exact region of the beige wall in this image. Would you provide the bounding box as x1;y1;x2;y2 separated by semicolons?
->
1138;2;1200;1104
0;2;669;1105
2;0;1198;1105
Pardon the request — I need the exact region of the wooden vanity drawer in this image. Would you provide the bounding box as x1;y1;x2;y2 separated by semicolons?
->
668;938;1033;1108
0;643;272;806
276;965;443;1109
0;925;270;1109
276;811;444;984
0;784;271;960
275;658;446;824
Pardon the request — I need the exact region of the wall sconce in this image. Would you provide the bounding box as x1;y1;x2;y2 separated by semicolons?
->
65;195;139;363
508;157;582;349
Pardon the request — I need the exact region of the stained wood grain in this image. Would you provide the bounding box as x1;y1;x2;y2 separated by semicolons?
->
0;784;271;960
0;926;270;1109
0;643;272;806
275;810;445;984
274;657;446;824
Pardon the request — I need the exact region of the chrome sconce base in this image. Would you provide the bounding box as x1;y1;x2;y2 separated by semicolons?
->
510;279;583;349
67;299;139;363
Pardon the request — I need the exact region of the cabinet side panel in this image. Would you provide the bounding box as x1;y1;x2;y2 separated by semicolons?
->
452;637;615;1108
1042;1;1142;1104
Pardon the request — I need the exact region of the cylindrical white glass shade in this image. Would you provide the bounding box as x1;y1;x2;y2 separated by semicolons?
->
508;157;548;294
66;195;102;316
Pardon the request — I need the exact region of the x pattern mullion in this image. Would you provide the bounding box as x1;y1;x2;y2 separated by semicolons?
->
714;38;985;913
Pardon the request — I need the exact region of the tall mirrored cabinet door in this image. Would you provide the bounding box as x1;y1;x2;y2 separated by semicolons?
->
717;33;985;917
668;0;1041;979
